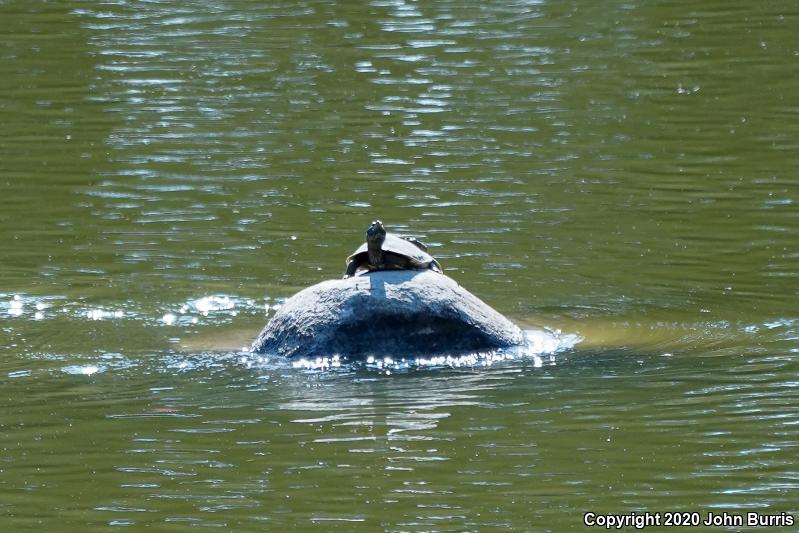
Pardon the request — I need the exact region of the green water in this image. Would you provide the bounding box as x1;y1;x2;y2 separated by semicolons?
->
2;0;799;530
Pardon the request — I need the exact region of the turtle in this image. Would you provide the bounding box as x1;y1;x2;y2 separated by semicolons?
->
344;220;442;278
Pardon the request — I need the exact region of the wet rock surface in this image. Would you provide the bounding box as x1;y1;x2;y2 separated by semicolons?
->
252;270;525;359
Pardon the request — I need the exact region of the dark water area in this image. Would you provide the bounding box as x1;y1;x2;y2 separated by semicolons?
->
2;0;799;530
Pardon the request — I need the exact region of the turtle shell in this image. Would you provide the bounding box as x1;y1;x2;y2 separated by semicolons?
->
346;233;434;268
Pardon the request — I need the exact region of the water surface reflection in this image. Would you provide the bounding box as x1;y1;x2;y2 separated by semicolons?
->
2;0;799;529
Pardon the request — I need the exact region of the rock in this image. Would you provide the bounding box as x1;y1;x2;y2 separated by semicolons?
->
251;270;525;359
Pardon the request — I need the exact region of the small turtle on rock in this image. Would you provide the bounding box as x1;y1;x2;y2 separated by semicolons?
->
344;220;442;278
251;222;530;359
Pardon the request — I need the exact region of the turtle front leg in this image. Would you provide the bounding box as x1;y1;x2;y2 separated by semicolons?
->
343;260;358;278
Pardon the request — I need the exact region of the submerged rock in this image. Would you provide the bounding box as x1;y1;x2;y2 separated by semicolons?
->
251;270;525;359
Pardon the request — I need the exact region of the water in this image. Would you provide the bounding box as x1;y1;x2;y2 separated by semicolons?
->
2;0;799;530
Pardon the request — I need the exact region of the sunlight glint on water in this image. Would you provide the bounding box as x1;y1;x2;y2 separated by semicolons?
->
1;0;799;530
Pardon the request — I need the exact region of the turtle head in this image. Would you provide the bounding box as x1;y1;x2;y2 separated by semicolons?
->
366;220;386;266
366;220;386;246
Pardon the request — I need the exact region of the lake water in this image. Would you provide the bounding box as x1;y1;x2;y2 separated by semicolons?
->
2;0;798;530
